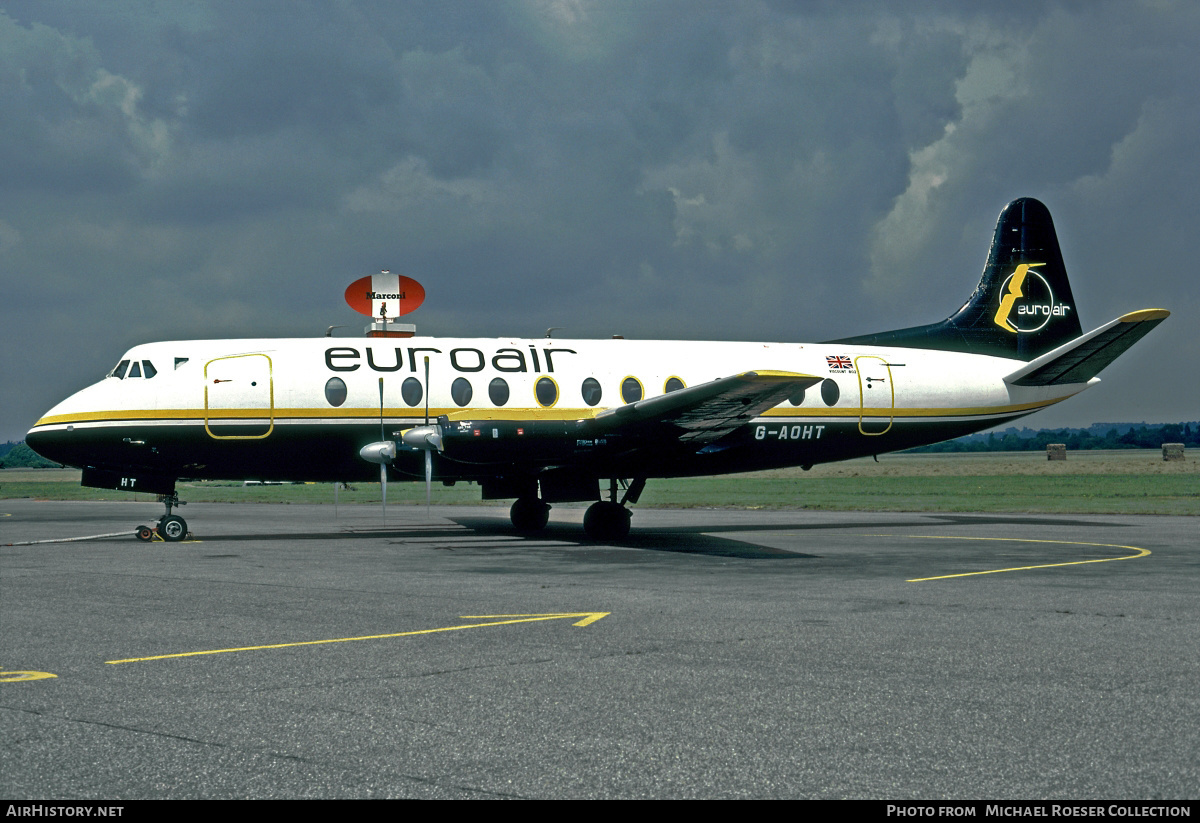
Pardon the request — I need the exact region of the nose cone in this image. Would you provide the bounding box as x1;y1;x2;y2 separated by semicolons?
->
25;380;110;468
25;422;71;466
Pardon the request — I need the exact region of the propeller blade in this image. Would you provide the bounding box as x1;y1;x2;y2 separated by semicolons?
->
359;440;395;521
380;462;387;520
423;356;430;425
425;450;432;514
379;377;386;520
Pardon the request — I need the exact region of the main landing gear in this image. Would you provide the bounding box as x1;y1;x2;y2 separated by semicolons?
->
135;493;189;543
582;478;645;542
510;497;550;534
508;477;646;541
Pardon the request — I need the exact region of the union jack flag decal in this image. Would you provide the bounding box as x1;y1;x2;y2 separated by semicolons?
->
826;355;853;370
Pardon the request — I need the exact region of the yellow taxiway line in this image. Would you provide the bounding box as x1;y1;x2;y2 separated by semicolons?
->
0;670;57;682
866;535;1152;582
106;612;609;664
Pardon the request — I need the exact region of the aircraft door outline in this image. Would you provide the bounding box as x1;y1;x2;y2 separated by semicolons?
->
204;353;275;439
855;355;894;436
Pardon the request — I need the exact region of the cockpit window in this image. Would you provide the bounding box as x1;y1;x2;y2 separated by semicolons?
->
174;357;188;370
108;358;161;379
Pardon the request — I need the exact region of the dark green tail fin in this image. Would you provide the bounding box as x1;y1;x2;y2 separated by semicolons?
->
834;198;1083;360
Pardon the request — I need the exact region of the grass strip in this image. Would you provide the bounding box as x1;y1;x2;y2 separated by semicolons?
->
3;470;1195;515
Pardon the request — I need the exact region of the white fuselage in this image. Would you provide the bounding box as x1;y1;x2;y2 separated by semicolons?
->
28;335;1089;485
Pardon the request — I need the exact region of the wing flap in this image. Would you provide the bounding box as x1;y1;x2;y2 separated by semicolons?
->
1005;309;1169;387
595;370;821;443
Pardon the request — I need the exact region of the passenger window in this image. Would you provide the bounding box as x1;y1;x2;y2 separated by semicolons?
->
620;377;643;404
128;361;142;378
581;377;602;406
142;361;157;379
401;377;423;406
534;377;558;407
325;377;347;407
451;377;473;407
664;377;685;393
821;379;840;406
788;389;805;406
489;377;510;406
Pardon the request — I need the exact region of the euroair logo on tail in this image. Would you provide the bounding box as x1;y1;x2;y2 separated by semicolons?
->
993;263;1071;333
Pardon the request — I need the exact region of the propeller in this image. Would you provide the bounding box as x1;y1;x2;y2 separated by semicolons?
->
424;356;431;513
400;357;442;515
356;377;396;521
358;438;396;514
360;361;441;518
401;423;443;515
380;377;387;519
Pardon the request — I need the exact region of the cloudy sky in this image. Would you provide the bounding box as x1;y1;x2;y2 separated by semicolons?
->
3;0;1196;442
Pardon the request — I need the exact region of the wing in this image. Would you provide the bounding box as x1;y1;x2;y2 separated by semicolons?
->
1004;309;1169;387
594;370;822;444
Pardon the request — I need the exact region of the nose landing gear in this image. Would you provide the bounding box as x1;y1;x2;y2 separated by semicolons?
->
134;493;189;542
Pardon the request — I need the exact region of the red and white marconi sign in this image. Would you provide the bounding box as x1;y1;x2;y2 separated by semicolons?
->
344;272;426;319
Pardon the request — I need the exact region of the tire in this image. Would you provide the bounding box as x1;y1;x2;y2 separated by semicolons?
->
583;501;631;541
159;515;188;542
510;498;550;533
135;526;154;542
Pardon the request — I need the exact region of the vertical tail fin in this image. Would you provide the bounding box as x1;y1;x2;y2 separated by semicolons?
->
834;198;1084;360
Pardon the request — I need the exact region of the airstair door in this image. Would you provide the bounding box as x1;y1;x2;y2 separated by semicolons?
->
204;354;274;439
855;355;894;436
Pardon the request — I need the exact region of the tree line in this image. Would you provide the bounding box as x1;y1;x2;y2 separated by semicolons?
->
908;422;1199;453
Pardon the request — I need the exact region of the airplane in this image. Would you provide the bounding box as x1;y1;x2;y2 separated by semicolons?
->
26;198;1168;542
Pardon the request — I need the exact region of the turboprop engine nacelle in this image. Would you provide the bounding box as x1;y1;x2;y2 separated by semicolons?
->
358;441;396;465
400;425;443;452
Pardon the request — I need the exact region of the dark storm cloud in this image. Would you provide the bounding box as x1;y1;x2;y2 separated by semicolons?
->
3;1;1197;441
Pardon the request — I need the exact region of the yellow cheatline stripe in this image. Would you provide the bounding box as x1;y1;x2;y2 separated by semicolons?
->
33;395;1066;429
105;612;609;664
853;534;1151;581
439;408;598;421
1;671;57;682
35;406;599;426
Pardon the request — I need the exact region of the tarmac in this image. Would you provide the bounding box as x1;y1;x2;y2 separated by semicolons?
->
1;499;1196;799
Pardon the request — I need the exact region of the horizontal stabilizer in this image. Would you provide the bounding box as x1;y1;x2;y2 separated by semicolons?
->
1004;309;1169;387
595;370;821;444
